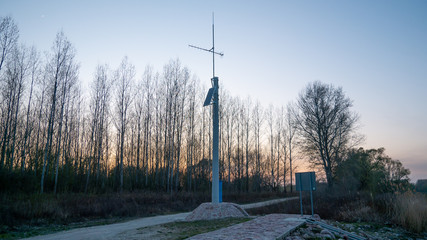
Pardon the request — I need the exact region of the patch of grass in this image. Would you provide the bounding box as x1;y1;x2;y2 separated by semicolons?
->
136;217;251;239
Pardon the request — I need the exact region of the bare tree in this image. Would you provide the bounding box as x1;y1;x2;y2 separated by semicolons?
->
114;57;135;192
0;16;19;72
40;31;75;193
85;64;110;192
223;92;235;187
138;65;155;187
134;68;145;187
285;103;297;192
20;46;40;172
160;59;188;193
243;96;252;192
252;100;263;191
185;77;198;191
53;54;78;194
274;106;283;191
293;81;360;187
175;67;189;191
0;46;27;170
266;104;275;190
95;67;111;186
0;17;20;170
153;72;163;188
9;45;33;172
32;73;48;175
235;97;244;192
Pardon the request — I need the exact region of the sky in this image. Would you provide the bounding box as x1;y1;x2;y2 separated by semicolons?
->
1;0;426;182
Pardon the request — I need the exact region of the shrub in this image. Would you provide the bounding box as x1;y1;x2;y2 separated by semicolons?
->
335;148;412;194
415;179;427;193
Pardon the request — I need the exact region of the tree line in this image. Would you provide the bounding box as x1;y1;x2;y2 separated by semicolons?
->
0;16;411;195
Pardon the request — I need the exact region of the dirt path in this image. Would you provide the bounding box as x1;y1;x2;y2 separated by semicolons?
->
23;197;298;240
240;196;298;210
24;213;190;240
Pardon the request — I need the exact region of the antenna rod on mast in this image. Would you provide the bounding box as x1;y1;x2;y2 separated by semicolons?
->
212;12;215;78
188;11;224;77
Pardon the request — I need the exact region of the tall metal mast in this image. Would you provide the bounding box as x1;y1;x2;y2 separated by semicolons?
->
189;13;223;204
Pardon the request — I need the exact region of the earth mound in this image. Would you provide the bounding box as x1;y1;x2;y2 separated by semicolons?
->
185;202;249;221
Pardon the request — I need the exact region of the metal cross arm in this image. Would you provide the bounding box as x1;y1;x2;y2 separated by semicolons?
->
188;13;223;78
188;45;224;56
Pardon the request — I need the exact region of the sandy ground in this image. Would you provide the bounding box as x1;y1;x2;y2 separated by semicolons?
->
23;197;298;240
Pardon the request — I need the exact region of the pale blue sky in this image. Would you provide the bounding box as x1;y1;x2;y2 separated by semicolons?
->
1;0;426;181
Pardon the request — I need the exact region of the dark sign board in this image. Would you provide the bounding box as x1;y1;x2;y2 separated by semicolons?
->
295;172;316;191
203;87;215;107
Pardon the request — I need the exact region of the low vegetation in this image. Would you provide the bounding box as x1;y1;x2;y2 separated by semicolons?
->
0;217;124;239
0;191;204;239
246;147;426;234
0;191;206;226
393;192;427;233
133;218;251;240
0;191;279;239
247;188;427;234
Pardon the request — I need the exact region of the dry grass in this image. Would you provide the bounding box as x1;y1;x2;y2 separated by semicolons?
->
0;191;209;228
246;189;427;234
392;192;427;233
0;190;280;229
337;201;382;223
246;189;373;221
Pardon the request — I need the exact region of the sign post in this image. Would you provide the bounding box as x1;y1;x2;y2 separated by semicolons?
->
295;172;316;216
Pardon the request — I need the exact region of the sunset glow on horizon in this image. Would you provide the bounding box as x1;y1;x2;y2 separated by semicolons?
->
1;0;426;182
